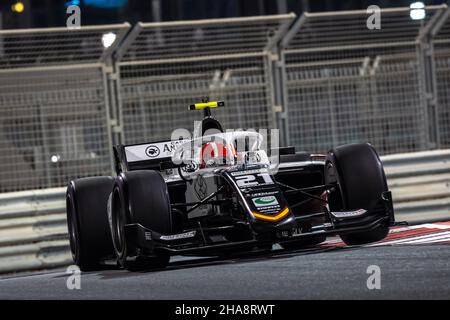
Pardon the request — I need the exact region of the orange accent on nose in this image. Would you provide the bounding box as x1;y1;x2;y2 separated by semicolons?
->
252;207;290;222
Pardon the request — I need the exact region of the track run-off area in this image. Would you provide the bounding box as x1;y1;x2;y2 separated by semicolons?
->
1;221;450;299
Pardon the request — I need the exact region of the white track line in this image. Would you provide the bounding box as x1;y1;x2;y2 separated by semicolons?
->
399;233;450;245
415;223;450;230
367;231;450;246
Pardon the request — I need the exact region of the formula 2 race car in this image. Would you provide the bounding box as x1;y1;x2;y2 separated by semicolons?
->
66;101;395;271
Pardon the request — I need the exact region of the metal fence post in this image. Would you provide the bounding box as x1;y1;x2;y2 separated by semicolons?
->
416;42;432;150
431;7;450;149
269;50;289;147
417;41;440;150
276;14;308;148
280;52;291;147
416;7;448;150
101;23;132;160
101;62;117;175
104;61;125;148
265;14;295;145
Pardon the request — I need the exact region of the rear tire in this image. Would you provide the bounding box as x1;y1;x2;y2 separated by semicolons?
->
111;170;172;271
66;176;115;271
325;143;389;246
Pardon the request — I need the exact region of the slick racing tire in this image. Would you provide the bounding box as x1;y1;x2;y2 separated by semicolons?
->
111;170;171;271
325;143;389;246
66;176;115;271
280;235;326;250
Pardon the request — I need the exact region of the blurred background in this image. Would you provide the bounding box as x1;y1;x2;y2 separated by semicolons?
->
0;0;449;29
0;1;450;274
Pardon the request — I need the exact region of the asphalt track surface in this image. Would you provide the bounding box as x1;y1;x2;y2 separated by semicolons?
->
1;222;450;300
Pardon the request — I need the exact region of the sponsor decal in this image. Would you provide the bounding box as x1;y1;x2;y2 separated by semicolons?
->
252;196;278;208
181;161;199;173
278;226;303;238
234;173;273;188
251;191;279;197
231;168;267;176
194;175;208;200
160;231;196;240
145;145;160;158
125;139;187;162
331;209;367;218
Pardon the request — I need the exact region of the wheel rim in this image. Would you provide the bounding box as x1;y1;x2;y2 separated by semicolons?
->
112;188;125;257
66;195;78;261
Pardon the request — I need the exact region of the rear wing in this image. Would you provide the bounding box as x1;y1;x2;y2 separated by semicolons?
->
114;140;186;173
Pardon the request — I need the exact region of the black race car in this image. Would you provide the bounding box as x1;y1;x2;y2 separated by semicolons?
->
66;101;394;271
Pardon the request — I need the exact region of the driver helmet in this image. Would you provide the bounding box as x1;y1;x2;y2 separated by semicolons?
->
200;141;236;168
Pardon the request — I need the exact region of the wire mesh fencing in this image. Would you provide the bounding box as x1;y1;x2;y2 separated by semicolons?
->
0;66;113;192
280;6;448;155
118;55;274;144
283;49;428;154
115;14;295;144
434;10;450;149
0;8;450;192
0;24;130;192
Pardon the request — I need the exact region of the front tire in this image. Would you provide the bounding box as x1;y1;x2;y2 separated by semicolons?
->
325;143;389;246
66;176;115;271
111;170;172;271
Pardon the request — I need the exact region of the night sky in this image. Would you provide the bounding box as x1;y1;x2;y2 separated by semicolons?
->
0;0;448;29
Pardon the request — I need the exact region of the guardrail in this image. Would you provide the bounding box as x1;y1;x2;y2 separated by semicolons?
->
0;188;69;274
0;149;449;274
383;149;450;224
